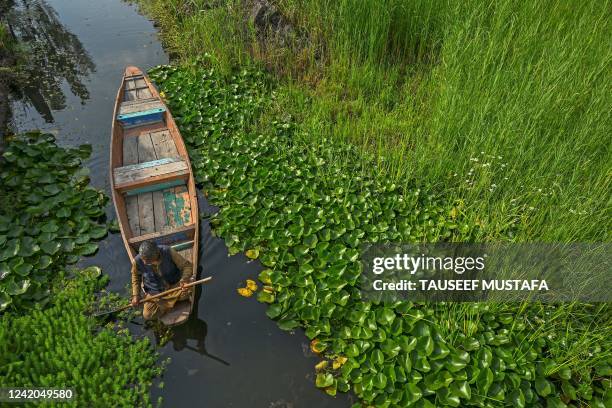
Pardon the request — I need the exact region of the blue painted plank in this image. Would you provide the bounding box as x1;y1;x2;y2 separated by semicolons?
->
124;180;185;196
117;107;166;120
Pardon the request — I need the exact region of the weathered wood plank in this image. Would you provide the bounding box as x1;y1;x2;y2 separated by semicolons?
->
175;185;192;226
125;78;139;89
128;224;195;246
122;135;139;166
114;157;181;175
119;100;165;116
150;130;179;158
164;185;192;228
124;123;167;138
113;160;188;185
138;193;156;235
125;195;140;236
152;190;167;232
137;133;158;163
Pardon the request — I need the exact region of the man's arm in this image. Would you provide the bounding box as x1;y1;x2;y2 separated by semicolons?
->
170;248;193;282
130;262;141;298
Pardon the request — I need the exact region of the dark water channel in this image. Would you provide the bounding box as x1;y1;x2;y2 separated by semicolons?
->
9;0;354;406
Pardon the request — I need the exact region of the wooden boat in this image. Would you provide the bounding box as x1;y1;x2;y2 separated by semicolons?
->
110;66;199;326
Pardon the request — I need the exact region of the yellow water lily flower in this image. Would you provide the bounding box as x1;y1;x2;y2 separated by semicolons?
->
246;279;258;292
237;287;254;297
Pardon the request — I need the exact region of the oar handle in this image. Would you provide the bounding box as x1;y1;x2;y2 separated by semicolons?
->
92;276;213;318
139;276;212;303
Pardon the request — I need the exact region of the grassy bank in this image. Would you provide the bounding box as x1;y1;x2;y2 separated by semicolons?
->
140;0;611;242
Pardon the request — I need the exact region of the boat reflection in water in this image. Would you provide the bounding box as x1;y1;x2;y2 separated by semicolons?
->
151;281;230;366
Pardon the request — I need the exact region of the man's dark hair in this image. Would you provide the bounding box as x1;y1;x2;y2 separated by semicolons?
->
139;241;160;261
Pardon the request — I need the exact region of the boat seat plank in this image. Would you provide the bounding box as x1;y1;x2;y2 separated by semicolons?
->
114;157;182;175
119;99;165;116
113;160;188;189
128;224;195;248
150;130;179;158
164;185;192;228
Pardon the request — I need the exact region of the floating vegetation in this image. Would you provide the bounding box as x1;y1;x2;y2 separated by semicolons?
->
0;132;163;406
0;132;109;312
150;62;611;407
0;271;162;407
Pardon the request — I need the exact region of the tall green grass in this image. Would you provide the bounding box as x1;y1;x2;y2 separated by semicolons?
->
271;0;612;241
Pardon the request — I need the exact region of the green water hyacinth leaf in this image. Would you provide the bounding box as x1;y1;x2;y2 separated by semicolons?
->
257;290;275;303
0;239;20;261
316;373;334;388
508;389;526;408
266;303;283;319
245;249;260;259
6;279;30;295
0;291;11;311
88;226;108;240
40;241;61;255
40;221;60;233
18;237;39;257
535;377;552;397
14;263;33;276
381;339;400;357
78;243;98;256
79;266;102;279
277;318;299;331
0;263;9;280
376;308;395;325
416;335;434;356
43;184;61;195
258;269;273;285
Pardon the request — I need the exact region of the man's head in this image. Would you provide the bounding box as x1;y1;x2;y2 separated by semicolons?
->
139;241;161;265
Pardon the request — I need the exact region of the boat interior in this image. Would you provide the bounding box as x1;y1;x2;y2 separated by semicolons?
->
113;73;195;266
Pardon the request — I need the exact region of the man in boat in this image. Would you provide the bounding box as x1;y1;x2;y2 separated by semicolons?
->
130;241;193;320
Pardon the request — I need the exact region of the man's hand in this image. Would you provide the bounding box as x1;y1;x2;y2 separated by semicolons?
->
179;279;192;295
131;295;140;307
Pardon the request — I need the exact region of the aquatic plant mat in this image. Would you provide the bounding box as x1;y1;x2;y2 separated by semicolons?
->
149;62;611;407
0;133;163;407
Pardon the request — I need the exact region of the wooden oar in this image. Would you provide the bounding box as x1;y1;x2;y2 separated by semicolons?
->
93;276;212;318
